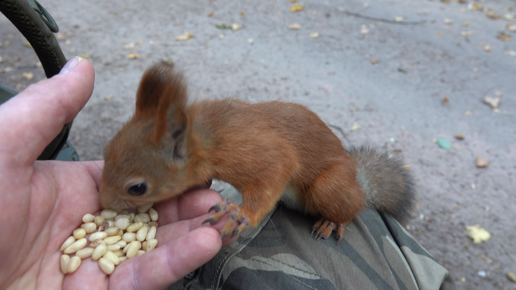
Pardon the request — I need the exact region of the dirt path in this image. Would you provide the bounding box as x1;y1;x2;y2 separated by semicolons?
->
1;0;515;288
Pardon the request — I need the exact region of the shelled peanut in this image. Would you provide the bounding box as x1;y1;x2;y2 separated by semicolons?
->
59;203;159;275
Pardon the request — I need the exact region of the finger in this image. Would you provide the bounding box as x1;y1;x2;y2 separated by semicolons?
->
155;188;223;224
81;160;105;191
0;57;94;165
111;227;221;290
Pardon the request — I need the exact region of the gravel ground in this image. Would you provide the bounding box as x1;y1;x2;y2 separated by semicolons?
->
1;0;515;289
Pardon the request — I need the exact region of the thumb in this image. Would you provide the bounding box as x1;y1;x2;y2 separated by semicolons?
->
0;57;94;165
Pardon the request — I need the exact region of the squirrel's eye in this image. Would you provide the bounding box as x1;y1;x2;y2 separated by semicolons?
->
128;182;147;196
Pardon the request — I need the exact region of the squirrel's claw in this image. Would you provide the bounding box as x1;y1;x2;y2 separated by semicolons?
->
205;198;249;238
312;219;348;242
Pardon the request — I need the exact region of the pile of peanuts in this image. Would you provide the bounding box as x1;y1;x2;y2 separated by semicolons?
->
59;203;159;275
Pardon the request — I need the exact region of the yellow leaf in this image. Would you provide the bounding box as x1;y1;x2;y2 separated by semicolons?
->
351;122;361;131
176;33;193;41
22;72;34;80
80;54;90;58
394;17;404;22
290;3;303;12
466;225;491;243
126;53;140;59
310;32;319;38
231;23;241;31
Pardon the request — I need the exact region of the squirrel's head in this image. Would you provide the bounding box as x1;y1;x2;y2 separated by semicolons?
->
99;63;192;211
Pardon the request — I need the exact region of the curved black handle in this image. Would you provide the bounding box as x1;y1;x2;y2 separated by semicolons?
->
0;0;73;160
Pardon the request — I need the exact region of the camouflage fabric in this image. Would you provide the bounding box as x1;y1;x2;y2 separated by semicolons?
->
168;186;456;290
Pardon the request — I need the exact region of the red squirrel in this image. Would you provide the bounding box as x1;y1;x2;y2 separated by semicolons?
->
100;63;415;241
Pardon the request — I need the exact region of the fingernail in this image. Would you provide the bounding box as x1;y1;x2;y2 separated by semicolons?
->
59;56;82;74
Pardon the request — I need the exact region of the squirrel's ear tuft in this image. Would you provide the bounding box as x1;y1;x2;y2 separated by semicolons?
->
134;62;188;142
135;62;187;120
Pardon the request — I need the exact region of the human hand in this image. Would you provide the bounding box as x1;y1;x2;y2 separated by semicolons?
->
0;57;230;290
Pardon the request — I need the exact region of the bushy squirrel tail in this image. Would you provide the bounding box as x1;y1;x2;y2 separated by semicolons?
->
348;146;416;225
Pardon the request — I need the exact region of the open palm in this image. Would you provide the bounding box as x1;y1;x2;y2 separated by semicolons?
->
0;58;227;290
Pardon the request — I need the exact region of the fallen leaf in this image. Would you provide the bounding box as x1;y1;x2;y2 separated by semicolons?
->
483;44;491;52
22;72;34;80
507;23;516;32
507;272;516;283
288;23;301;30
442;97;449;104
461;31;473;37
24;40;32;47
126;53;140;59
310;32;319;38
436;138;450;149
290;3;303;12
466;225;491;243
176;32;193;41
240;11;246;17
394;17;404;22
124;40;144;49
465;109;472;116
351;123;361;131
56;33;67;40
476;156;489;168
216;23;228;29
444;18;453;24
247;38;254;44
483;96;501;109
105;95;113;100
80;54;90;58
206;11;213;17
360;25;369;35
497;31;511;41
486;12;500;19
231;23;241;31
462;21;471;27
506;50;516;56
454;134;464;140
437;31;445;37
370;58;378;64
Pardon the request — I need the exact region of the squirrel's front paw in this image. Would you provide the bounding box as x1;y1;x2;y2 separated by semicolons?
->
202;198;250;239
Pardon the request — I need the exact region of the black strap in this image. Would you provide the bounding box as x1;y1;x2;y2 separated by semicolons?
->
0;0;73;160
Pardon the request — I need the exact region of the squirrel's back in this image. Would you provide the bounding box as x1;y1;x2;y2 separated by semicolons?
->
348;146;415;225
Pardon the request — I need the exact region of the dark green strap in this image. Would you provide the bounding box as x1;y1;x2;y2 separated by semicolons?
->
0;0;73;160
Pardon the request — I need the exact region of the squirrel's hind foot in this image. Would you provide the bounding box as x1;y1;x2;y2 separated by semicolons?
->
311;218;349;242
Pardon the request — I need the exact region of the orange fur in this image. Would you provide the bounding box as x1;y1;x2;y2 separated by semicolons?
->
100;63;392;238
